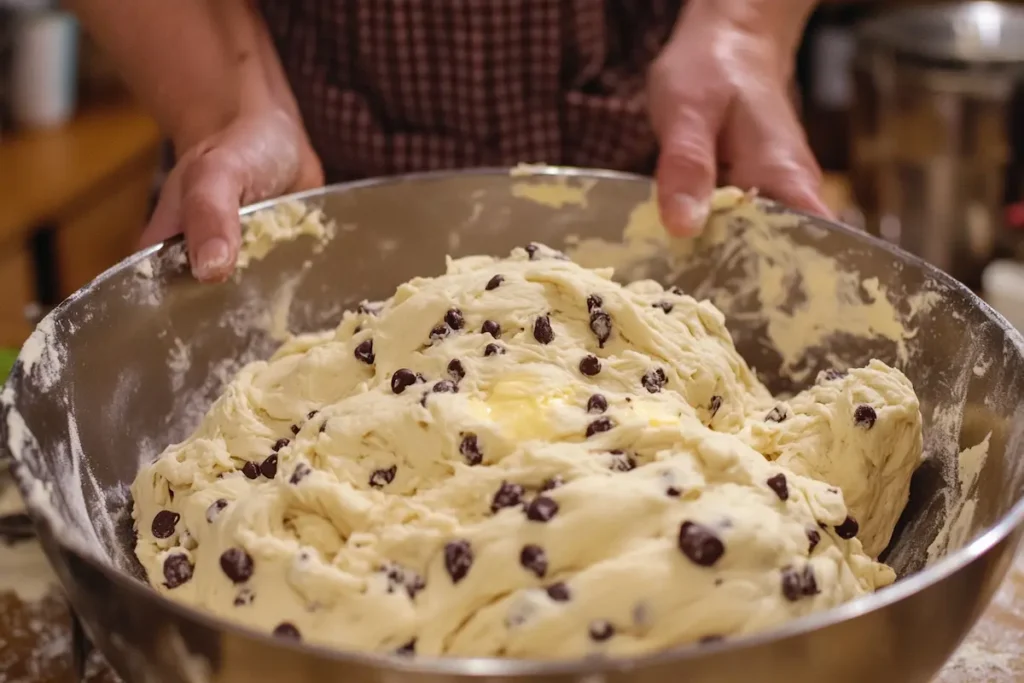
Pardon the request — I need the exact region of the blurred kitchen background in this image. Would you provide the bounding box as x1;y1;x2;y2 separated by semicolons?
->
2;0;1024;363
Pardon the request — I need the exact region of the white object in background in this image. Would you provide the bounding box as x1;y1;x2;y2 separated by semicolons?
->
981;259;1024;332
11;9;78;129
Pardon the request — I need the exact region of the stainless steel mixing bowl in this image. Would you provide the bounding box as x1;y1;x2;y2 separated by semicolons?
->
4;167;1024;683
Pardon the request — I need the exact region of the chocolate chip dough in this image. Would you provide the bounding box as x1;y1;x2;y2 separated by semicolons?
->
132;243;922;659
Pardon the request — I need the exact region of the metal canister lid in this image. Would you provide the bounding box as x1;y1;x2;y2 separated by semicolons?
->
859;2;1024;66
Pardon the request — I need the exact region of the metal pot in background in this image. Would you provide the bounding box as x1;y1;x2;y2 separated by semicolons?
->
851;1;1024;290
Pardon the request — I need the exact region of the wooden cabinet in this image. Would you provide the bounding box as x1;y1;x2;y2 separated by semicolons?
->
0;245;35;347
56;154;158;297
0;102;162;345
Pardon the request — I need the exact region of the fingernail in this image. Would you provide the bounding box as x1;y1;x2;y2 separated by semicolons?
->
672;194;710;236
193;238;231;281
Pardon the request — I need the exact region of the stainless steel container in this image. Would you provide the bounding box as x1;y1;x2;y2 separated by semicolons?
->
851;1;1024;289
5;168;1024;683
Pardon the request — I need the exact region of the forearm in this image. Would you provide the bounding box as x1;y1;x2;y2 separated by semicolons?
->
673;0;820;62
69;0;281;150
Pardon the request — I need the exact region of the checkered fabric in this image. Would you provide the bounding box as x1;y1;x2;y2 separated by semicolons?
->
257;0;682;182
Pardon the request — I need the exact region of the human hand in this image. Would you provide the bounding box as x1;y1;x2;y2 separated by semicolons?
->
142;108;324;282
647;4;831;236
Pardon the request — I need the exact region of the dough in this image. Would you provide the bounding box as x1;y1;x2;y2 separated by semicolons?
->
132;243;922;659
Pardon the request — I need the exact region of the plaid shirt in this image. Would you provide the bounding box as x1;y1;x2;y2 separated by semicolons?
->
257;0;682;182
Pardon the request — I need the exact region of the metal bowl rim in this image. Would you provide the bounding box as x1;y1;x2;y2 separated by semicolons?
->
11;166;1024;676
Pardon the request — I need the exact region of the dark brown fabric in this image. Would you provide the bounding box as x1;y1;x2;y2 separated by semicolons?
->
257;0;681;182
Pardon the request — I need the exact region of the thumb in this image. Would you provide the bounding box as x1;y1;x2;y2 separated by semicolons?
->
653;100;727;237
140;163;185;248
179;150;245;283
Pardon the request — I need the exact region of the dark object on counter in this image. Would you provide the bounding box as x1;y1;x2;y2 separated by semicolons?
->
851;1;1024;290
0;511;33;543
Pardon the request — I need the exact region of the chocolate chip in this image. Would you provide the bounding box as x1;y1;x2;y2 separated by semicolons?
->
835;516;859;539
484;343;505;357
525;495;559;522
586;394;608;414
459;433;483;465
369;465;397;489
233;588;254;606
206;499;228;523
802;565;819;596
586;294;603;312
821;368;847;382
765;405;788;423
307;410;318;420
272;623;301;640
579;354;601;376
260;455;278;479
525;243;540;259
585;416;615;438
589;620;615;641
429;324;450;343
290;424;300;435
481;320;501;338
653;301;673;313
781;565;820;601
432;379;459;394
546;582;571;602
354;339;375;364
766;473;789;501
520;544;548;578
854;405;877;429
290;463;311;484
391;368;419;394
781;566;802;601
533;315;555;344
151;510;179;539
709;395;722;417
220;548;254;584
642;368;667;393
396;639;416;656
383;563;426;598
241;461;260;480
491;481;525;513
807;529;821;553
447;359;466;382
540;476;564;492
358;301;382;315
589;311;612;347
669;286;684;295
319;422;328;434
272;438;290;452
444;539;474;583
678;521;725;567
445;308;465;330
666;486;682;497
162;554;193;589
609;450;636;472
486;274;504;291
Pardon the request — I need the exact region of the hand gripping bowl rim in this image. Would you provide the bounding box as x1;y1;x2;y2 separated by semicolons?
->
5;165;1024;676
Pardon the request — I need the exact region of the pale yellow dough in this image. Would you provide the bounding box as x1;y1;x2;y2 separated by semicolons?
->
132;244;922;659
